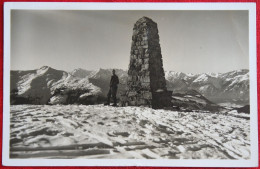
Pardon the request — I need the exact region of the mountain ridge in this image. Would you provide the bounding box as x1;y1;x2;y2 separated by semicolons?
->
11;66;249;107
11;66;101;105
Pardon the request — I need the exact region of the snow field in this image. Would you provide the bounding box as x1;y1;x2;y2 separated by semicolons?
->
10;105;250;159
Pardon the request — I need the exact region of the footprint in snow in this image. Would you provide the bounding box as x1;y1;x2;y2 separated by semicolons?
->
62;132;74;137
81;120;88;124
46;119;56;123
102;117;109;120
10;138;23;146
107;131;130;137
97;122;105;125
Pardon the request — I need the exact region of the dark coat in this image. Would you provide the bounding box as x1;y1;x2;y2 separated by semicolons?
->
110;75;119;87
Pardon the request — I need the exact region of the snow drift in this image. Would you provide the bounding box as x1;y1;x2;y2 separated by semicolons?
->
10;104;250;159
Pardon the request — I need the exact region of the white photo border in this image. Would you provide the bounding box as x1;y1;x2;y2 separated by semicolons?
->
3;2;258;167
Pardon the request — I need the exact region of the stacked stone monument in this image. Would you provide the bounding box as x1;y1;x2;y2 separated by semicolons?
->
123;16;172;109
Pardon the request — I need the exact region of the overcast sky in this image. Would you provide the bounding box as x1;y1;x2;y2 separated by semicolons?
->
11;10;248;73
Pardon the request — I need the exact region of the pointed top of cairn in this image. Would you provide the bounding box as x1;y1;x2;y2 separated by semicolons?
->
136;16;156;24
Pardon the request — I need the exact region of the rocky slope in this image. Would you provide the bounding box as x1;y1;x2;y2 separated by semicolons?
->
11;66;101;105
70;68;92;78
165;69;249;105
171;90;224;112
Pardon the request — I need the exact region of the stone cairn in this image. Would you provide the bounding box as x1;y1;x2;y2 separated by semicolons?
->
121;16;172;109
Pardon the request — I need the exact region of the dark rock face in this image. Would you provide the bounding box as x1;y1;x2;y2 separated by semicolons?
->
233;105;250;114
171;90;224;112
123;17;172;109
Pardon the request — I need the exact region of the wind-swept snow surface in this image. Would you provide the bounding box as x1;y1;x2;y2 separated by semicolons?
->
10;105;250;159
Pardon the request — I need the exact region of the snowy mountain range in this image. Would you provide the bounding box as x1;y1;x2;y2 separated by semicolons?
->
71;67;249;105
10;66;249;107
165;69;249;105
11;66;101;105
70;68;92;78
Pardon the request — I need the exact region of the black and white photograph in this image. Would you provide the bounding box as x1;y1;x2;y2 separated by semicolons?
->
3;2;258;167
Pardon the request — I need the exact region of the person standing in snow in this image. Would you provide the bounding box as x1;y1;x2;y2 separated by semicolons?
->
105;69;119;106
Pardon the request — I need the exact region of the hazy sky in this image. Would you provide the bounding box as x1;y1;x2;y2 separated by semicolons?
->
11;10;248;73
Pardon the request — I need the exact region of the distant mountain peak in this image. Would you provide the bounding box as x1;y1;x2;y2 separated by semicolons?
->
40;66;50;70
37;66;51;75
71;68;92;78
72;68;87;72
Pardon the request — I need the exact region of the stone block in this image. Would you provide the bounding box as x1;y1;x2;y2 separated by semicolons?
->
137;99;146;105
141;83;150;90
144;54;149;58
144;58;149;64
125;102;129;106
139;49;144;55
143;92;152;99
139;76;150;83
127;76;132;81
129;101;136;105
132;75;138;81
137;59;142;65
133;30;138;36
132;36;137;41
128;91;137;97
131;55;137;60
144;64;149;70
131;45;137;50
143;45;148;49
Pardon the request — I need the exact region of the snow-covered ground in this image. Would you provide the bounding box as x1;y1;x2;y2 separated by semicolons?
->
10;105;250;159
